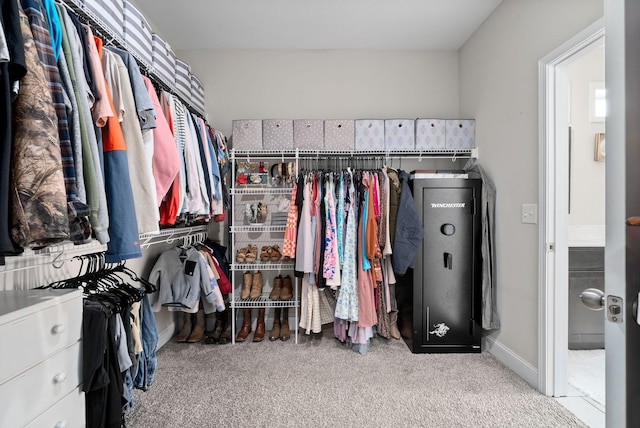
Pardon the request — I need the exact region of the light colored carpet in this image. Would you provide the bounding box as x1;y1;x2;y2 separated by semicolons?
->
568;349;605;407
125;331;588;428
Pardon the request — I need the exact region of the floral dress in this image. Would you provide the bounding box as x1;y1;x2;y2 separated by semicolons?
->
334;172;358;321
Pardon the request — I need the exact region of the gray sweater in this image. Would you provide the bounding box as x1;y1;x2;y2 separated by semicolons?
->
148;247;218;311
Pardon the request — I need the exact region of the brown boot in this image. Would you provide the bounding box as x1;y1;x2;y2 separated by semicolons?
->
253;308;266;342
218;310;232;345
280;307;290;341
280;275;293;300
205;312;223;344
241;271;252;299
250;271;263;299
176;312;193;342
236;309;252;342
187;310;206;343
269;308;281;341
269;275;283;300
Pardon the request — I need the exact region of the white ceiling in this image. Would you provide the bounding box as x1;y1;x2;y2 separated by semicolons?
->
131;0;503;51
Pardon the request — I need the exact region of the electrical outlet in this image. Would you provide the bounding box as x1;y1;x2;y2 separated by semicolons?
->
522;204;538;224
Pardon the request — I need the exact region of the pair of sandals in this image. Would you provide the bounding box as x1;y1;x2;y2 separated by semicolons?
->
236;245;257;263
259;245;288;262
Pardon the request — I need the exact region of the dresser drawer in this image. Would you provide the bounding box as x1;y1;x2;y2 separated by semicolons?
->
25;387;85;428
0;342;81;428
0;293;82;385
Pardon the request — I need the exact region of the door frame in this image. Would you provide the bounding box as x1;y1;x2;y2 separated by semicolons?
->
538;18;605;397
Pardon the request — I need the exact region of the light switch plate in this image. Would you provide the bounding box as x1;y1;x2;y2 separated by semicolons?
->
522;204;538;224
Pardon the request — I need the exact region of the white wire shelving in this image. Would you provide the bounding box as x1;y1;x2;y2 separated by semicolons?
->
230;225;287;233
139;225;209;249
231;147;478;160
231;187;294;195
232;294;298;309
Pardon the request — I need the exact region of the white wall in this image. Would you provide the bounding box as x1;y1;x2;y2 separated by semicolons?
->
565;43;606;246
459;0;604;368
176;50;460;137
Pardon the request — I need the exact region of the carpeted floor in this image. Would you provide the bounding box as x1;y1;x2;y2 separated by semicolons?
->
125;331;588;428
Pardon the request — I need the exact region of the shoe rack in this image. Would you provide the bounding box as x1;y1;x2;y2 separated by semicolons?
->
229;150;300;344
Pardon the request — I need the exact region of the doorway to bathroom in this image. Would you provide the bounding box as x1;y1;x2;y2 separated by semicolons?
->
538;18;605;428
563;37;605;416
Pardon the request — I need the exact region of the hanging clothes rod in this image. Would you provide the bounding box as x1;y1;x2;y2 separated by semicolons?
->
0;246;106;274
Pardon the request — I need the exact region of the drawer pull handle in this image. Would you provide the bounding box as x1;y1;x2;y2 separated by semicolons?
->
54;421;68;428
53;373;67;384
51;324;65;335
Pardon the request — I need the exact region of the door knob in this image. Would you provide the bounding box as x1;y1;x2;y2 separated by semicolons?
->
579;288;605;310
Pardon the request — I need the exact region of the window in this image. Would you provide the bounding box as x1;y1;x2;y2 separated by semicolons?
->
590;81;606;122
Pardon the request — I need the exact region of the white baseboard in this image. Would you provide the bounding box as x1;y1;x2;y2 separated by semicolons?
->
483;335;539;389
157;322;176;350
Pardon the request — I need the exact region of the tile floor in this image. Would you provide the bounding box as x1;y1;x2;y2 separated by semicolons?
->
554;349;605;428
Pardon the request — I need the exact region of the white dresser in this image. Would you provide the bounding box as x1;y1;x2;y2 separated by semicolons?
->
0;289;85;428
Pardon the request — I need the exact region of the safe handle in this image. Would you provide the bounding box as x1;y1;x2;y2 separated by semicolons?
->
444;252;453;270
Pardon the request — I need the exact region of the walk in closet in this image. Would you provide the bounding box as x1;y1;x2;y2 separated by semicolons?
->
1;0;503;423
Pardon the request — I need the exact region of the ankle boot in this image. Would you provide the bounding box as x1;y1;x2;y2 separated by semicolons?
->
250;271;263;299
236;309;252;342
241;271;252;299
176;312;193;342
187;310;206;343
280;275;293;300
218;310;232;345
253;308;266;342
280;307;290;341
269;275;283;300
269;308;281;341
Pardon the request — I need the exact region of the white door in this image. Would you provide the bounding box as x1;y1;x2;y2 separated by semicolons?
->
603;1;640;426
542;3;640;426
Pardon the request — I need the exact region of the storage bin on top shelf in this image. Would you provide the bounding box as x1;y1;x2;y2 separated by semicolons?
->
263;120;293;150
324;120;354;151
232;120;263;150
123;0;152;66
415;119;446;150
152;34;176;88
294;120;324;150
355;119;385;150
84;0;124;40
190;74;206;115
175;59;192;103
384;119;415;150
445;119;476;150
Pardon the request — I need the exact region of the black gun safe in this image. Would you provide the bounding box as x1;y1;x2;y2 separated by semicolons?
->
397;176;482;353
